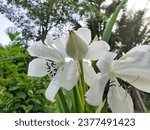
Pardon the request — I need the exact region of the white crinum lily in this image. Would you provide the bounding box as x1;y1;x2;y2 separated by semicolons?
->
85;45;150;113
28;35;78;102
66;28;110;86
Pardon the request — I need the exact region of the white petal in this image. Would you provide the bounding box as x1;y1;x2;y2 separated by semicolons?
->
113;51;150;92
108;79;134;113
119;46;150;62
28;41;62;62
85;75;109;106
117;69;150;93
45;61;78;102
45;82;60;102
53;36;69;58
44;35;55;47
83;61;97;86
85;40;110;60
45;66;64;102
128;45;150;53
96;52;117;74
66;29;89;59
76;28;91;43
61;60;78;90
113;50;150;74
28;58;48;77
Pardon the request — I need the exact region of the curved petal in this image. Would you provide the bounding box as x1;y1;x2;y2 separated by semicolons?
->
53;35;69;58
83;61;97;86
44;35;55;47
28;58;48;77
108;79;134;113
76;28;91;44
127;45;150;53
45;68;62;102
113;51;150;75
96;52;117;74
45;83;60;102
119;47;150;62
135;45;150;52
61;60;78;90
113;51;150;93
117;69;150;93
45;61;78;102
85;75;109;106
28;41;62;62
85;40;110;60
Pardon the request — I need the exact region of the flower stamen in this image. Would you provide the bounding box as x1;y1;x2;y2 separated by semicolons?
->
46;60;58;77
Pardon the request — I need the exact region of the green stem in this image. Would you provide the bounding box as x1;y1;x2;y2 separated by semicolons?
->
79;76;85;104
79;60;91;112
56;96;65;112
75;84;84;112
72;87;78;112
79;60;86;102
57;89;70;113
96;99;109;113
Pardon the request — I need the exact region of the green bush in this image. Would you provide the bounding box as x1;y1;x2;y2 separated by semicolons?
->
0;34;56;112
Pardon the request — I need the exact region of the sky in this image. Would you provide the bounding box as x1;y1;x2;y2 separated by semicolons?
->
0;13;14;45
0;0;150;45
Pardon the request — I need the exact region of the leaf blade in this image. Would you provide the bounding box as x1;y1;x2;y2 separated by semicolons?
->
102;0;128;42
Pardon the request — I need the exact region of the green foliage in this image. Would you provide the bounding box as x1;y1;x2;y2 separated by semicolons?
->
102;0;127;42
84;0;122;39
7;32;20;41
0;33;54;112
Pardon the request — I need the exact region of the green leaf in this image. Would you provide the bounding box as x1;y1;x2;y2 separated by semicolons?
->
16;92;26;99
7;32;20;41
57;89;70;113
9;86;20;91
31;98;42;105
35;89;45;94
96;100;109;113
102;0;128;42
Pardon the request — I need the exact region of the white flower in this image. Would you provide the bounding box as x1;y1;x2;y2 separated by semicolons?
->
28;27;110;103
28;35;78;102
66;28;110;85
85;45;150;113
66;28;110;60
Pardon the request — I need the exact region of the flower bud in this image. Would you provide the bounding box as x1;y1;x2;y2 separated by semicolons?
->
66;30;89;59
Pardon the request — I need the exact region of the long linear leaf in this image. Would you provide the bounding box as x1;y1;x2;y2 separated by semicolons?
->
57;89;70;113
102;0;128;42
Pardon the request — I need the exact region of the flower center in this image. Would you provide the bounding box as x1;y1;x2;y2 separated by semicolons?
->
109;69;117;77
46;60;59;77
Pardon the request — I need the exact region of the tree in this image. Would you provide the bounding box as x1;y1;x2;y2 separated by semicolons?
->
0;0;80;42
0;0;122;42
83;0;121;39
110;9;150;53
